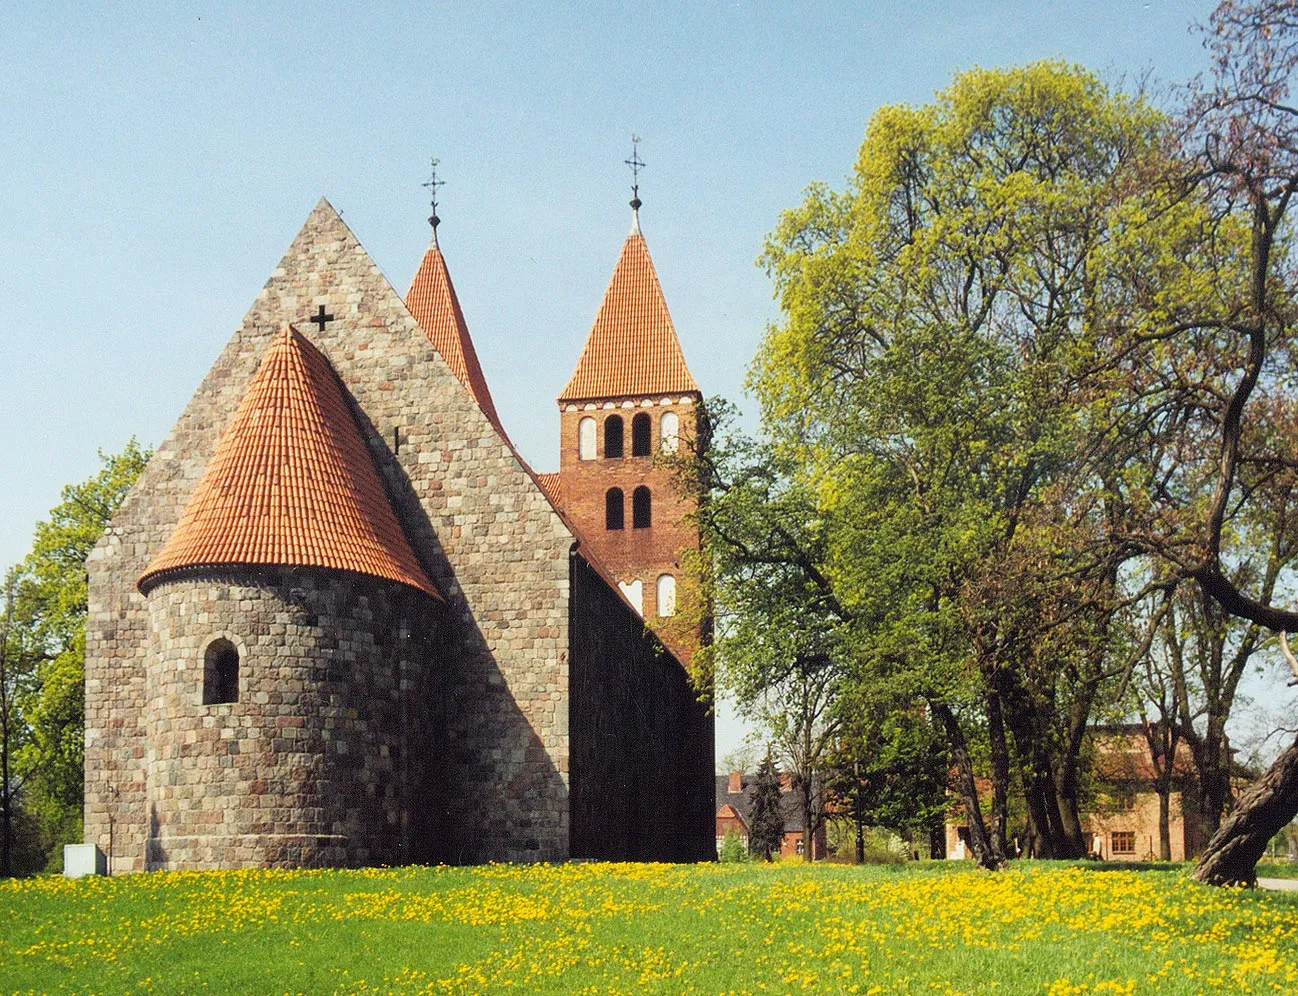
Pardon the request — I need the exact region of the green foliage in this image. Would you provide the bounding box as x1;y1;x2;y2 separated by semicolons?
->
2;441;149;874
747;753;785;862
719;827;748;864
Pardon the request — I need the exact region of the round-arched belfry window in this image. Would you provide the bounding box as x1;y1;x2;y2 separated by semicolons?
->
202;638;240;705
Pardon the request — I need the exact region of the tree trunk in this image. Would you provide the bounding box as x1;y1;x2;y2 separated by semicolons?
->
1159;785;1172;861
930;699;1005;870
1193;732;1298;886
987;690;1010;859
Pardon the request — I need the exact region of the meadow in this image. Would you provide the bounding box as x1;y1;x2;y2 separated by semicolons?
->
3;860;1297;995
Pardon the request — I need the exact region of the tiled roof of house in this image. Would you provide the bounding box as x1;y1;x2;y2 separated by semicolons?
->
405;239;505;433
138;327;440;600
558;229;700;403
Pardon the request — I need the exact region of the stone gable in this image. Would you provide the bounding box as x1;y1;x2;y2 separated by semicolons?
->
87;200;575;869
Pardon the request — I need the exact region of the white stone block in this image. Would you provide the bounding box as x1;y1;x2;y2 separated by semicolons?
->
63;843;107;878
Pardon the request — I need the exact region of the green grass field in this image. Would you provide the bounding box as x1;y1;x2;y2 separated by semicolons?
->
3;861;1297;995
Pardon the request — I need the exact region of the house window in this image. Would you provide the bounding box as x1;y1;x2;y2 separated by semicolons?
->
578;417;596;460
203;638;239;705
660;411;679;453
632;486;651;528
632;413;651;456
656;574;677;617
606;488;624;530
1111;831;1136;855
605;415;624;458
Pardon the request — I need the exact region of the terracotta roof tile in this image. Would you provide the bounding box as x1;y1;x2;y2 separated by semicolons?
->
534;472;562;507
405;240;504;433
139;327;440;600
558;230;699;403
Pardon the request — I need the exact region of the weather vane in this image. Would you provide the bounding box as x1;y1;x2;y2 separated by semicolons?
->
624;136;644;212
422;157;445;235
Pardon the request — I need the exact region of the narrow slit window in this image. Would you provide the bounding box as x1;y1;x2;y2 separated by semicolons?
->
203;638;240;705
632;413;651;456
605;415;624;458
632;486;651;529
606;488;625;530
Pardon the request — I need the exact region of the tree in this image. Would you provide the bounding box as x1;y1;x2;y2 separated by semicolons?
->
1;441;148;875
748;753;786;861
755;61;1207;870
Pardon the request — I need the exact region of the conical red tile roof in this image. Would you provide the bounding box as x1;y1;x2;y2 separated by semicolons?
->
405;239;504;432
139;327;440;599
558;229;699;403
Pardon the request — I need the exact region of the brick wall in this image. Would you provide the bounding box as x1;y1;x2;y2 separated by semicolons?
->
557;396;703;664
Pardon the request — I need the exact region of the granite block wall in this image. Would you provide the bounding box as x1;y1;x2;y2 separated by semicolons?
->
86;200;574;870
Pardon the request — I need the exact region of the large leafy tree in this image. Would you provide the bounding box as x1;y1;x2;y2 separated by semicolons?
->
754;62;1211;868
1;441;148;875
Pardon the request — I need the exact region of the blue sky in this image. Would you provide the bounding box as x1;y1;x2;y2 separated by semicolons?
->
1;0;1212;757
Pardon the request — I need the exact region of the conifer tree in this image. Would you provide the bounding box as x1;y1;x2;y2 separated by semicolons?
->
748;753;785;862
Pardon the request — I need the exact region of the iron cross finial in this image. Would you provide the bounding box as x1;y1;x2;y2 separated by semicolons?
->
422;157;445;234
624;136;644;212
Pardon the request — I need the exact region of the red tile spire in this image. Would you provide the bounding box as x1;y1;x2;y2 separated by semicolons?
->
558;224;700;404
139;327;440;599
405;238;505;433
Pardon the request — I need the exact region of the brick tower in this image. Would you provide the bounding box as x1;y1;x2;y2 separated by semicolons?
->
556;196;704;664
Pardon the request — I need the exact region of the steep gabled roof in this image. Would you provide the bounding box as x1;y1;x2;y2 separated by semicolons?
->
558;227;699;403
138;326;440;600
405;238;504;433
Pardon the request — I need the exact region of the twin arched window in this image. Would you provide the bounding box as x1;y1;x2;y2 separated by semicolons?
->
606;487;652;529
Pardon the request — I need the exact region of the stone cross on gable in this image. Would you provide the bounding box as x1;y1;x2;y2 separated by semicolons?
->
309;305;335;332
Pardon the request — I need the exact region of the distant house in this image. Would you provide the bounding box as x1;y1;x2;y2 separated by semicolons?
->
715;771;828;860
944;728;1206;861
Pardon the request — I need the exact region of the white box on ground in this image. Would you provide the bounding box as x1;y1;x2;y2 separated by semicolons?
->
63;843;106;878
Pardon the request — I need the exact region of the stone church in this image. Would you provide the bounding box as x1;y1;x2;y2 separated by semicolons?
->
83;189;714;872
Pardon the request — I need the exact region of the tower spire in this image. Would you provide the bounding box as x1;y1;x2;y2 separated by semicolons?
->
422;156;445;247
624;136;644;234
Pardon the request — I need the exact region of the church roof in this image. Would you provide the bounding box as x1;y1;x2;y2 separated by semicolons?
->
138;327;441;600
405;238;505;433
534;472;562;507
558;227;700;403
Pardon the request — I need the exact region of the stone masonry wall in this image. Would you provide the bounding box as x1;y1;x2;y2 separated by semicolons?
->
143;570;438;869
86;200;574;870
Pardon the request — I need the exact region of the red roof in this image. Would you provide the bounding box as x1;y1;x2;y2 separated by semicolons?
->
534;472;562;507
405;239;505;433
558;229;699;403
139;327;440;599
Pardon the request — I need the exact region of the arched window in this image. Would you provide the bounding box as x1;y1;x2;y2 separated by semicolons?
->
632;413;651;456
203;638;239;705
660;411;679;453
632;486;651;529
578;417;596;460
606;488;625;530
604;415;624;458
656;574;677;617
